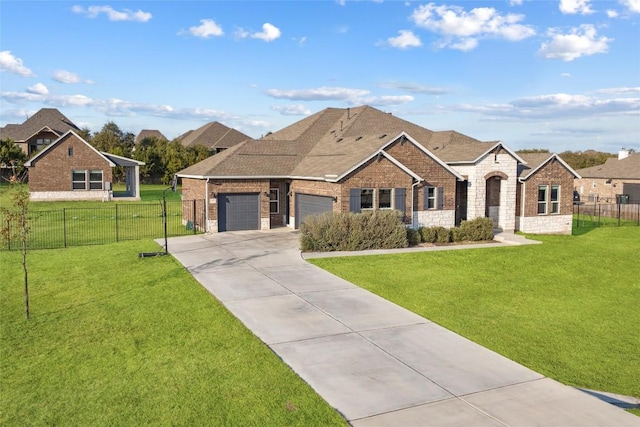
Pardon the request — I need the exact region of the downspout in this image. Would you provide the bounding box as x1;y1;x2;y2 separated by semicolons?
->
519;180;525;232
411;180;421;229
205;178;210;233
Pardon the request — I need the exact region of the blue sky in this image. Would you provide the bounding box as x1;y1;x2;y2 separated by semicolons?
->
1;0;639;153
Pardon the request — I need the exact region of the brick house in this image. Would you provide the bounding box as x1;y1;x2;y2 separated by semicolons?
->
25;131;144;201
0;108;81;156
177;105;575;234
516;153;580;235
574;150;640;203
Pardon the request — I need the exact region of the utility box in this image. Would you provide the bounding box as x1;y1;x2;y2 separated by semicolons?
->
616;194;630;204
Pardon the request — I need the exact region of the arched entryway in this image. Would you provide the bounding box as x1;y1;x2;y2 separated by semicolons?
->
485;172;508;229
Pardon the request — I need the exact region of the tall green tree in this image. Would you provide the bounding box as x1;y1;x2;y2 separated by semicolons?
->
0;138;27;182
91;122;136;182
134;136;165;182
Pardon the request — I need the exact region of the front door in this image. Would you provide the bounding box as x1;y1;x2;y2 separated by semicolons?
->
455;180;468;226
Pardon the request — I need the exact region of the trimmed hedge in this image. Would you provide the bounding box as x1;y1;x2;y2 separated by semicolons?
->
452;217;494;242
300;210;408;252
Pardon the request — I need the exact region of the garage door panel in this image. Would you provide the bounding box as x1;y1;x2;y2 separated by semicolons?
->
296;194;334;228
219;193;260;231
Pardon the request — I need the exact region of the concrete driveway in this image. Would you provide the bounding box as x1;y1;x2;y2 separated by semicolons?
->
165;229;640;426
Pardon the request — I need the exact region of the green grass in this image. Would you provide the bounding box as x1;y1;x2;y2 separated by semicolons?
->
1;184;198;250
0;241;346;426
309;227;640;400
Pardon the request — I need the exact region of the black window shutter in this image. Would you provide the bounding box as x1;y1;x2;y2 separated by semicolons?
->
423;187;429;210
437;186;444;210
394;188;406;212
349;188;361;213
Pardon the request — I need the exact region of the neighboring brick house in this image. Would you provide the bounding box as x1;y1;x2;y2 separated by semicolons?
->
516;153;580;235
25;131;144;201
574;150;640;203
0;108;81;156
177;122;250;154
177;105;573;234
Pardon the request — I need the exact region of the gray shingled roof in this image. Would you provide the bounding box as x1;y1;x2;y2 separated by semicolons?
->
177;122;250;150
0;108;80;142
135;129;167;143
177;105;508;180
576;153;640;179
517;152;581;180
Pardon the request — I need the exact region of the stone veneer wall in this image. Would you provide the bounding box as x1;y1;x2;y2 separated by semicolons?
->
517;214;573;235
451;150;518;231
29;190;111;201
412;210;455;229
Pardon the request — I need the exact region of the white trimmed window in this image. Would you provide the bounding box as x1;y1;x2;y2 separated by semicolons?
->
360;188;374;210
538;186;548;214
550;185;560;214
426;186;436;209
269;188;279;214
72;170;87;190
538;185;561;215
72;170;103;190
378;188;392;209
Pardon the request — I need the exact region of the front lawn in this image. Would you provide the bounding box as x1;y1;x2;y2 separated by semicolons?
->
0;241;346;426
309;227;640;400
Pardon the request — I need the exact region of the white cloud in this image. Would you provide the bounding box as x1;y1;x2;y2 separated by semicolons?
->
449;92;639;120
385;30;422;49
620;0;640;13
271;104;312;116
53;69;93;84
352;95;415;106
561;72;572;77
0;51;34;77
378;81;448;95
539;25;612;61
606;9;619;17
510;0;524;5
293;36;307;47
71;5;152;22
183;19;224;38
251;23;281;42
265;87;370;101
595;87;640;94
26;83;49;95
559;0;594;15
410;4;535;50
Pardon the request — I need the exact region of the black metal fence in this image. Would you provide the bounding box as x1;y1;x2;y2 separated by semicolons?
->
1;200;205;251
574;202;640;228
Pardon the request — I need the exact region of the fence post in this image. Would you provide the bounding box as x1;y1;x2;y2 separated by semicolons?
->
115;204;119;242
63;208;67;248
192;200;197;234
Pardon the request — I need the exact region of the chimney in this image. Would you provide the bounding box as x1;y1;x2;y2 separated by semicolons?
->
619;149;629;160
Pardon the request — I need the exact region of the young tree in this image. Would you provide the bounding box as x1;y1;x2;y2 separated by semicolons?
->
0;183;31;319
0;138;27;182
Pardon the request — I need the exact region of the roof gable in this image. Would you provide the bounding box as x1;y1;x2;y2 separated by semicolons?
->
0;108;80;142
25;130;116;168
518;153;581;181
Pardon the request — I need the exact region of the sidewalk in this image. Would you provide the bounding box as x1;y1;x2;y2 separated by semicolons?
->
165;231;639;426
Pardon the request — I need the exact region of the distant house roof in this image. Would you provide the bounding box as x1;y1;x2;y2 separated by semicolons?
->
0;108;80;142
177;105;511;180
177;122;250;150
518;153;580;181
135;129;167;143
575;153;640;180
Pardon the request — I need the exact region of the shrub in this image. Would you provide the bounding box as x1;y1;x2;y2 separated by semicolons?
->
406;228;421;246
452;217;494;242
300;210;408;252
419;226;437;243
419;226;451;243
